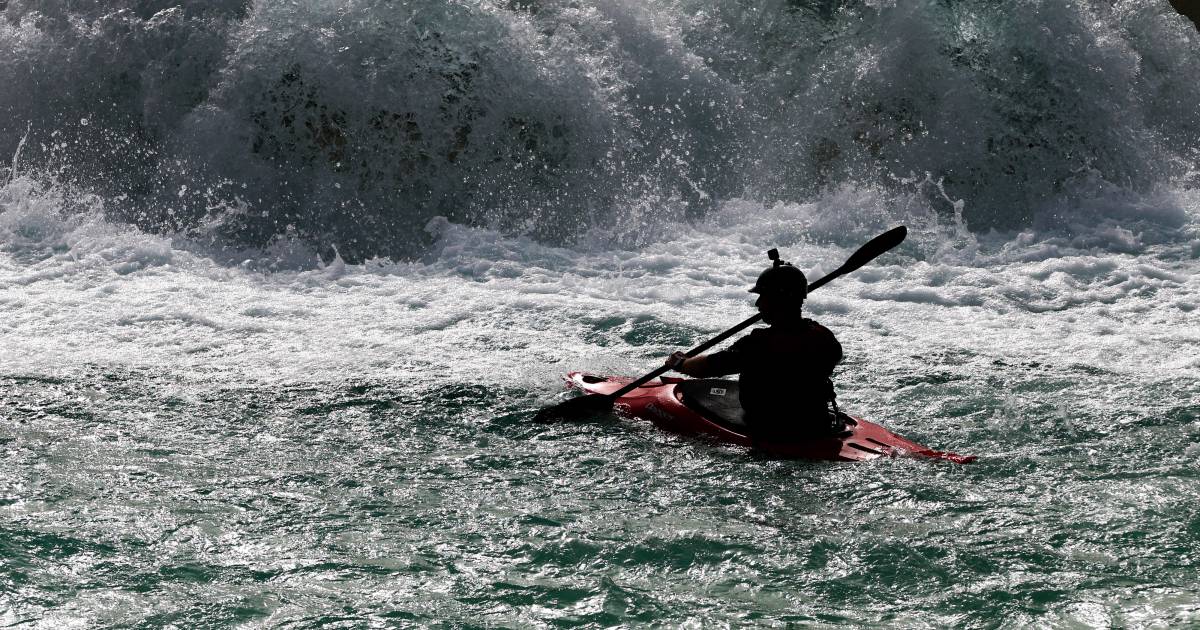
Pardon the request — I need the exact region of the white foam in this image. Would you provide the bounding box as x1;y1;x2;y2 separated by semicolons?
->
2;175;1198;393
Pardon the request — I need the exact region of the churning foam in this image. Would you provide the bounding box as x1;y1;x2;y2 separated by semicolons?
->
1;0;1198;259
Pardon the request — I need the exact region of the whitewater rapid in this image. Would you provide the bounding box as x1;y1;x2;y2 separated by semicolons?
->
3;173;1196;392
3;0;1198;259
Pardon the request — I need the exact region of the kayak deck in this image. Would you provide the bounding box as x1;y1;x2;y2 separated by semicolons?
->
565;372;975;464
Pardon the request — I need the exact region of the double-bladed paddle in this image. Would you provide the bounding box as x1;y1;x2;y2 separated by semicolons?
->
533;225;908;423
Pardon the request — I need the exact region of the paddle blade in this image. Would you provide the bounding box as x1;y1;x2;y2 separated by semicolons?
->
533;393;615;423
808;225;907;293
841;225;907;275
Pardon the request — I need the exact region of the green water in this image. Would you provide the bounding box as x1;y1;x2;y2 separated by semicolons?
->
2;360;1196;628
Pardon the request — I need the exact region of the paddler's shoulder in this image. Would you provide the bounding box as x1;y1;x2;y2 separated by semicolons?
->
749;318;835;339
770;317;840;343
802;318;839;342
763;317;832;332
801;317;834;333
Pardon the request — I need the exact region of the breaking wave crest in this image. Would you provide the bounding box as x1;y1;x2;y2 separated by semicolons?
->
2;0;1198;260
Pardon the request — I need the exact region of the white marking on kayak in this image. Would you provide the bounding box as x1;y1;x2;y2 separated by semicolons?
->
644;403;673;422
710;388;727;396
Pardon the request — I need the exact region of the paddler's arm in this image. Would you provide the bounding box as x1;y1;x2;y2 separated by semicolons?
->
665;350;737;377
667;331;750;377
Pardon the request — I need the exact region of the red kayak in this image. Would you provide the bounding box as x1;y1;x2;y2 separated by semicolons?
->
565;372;975;463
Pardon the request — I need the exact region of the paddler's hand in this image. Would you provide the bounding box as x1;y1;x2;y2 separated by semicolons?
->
665;351;688;371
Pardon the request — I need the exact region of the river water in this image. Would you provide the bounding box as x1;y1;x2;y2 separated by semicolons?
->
3;0;1199;627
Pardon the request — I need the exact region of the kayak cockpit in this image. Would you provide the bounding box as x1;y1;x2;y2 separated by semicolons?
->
673;378;854;438
674;378;747;431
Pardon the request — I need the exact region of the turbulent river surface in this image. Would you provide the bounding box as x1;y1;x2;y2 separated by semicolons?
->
3;0;1199;627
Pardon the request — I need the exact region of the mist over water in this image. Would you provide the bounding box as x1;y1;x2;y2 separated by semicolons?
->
2;0;1200;627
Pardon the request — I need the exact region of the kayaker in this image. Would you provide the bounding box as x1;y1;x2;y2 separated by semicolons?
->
665;251;844;441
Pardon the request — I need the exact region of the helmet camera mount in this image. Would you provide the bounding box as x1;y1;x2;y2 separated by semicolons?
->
766;248;789;268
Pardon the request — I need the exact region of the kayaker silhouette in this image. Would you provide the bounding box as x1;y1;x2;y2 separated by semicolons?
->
665;249;844;442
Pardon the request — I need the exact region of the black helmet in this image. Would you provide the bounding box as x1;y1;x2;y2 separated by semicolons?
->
749;248;807;299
